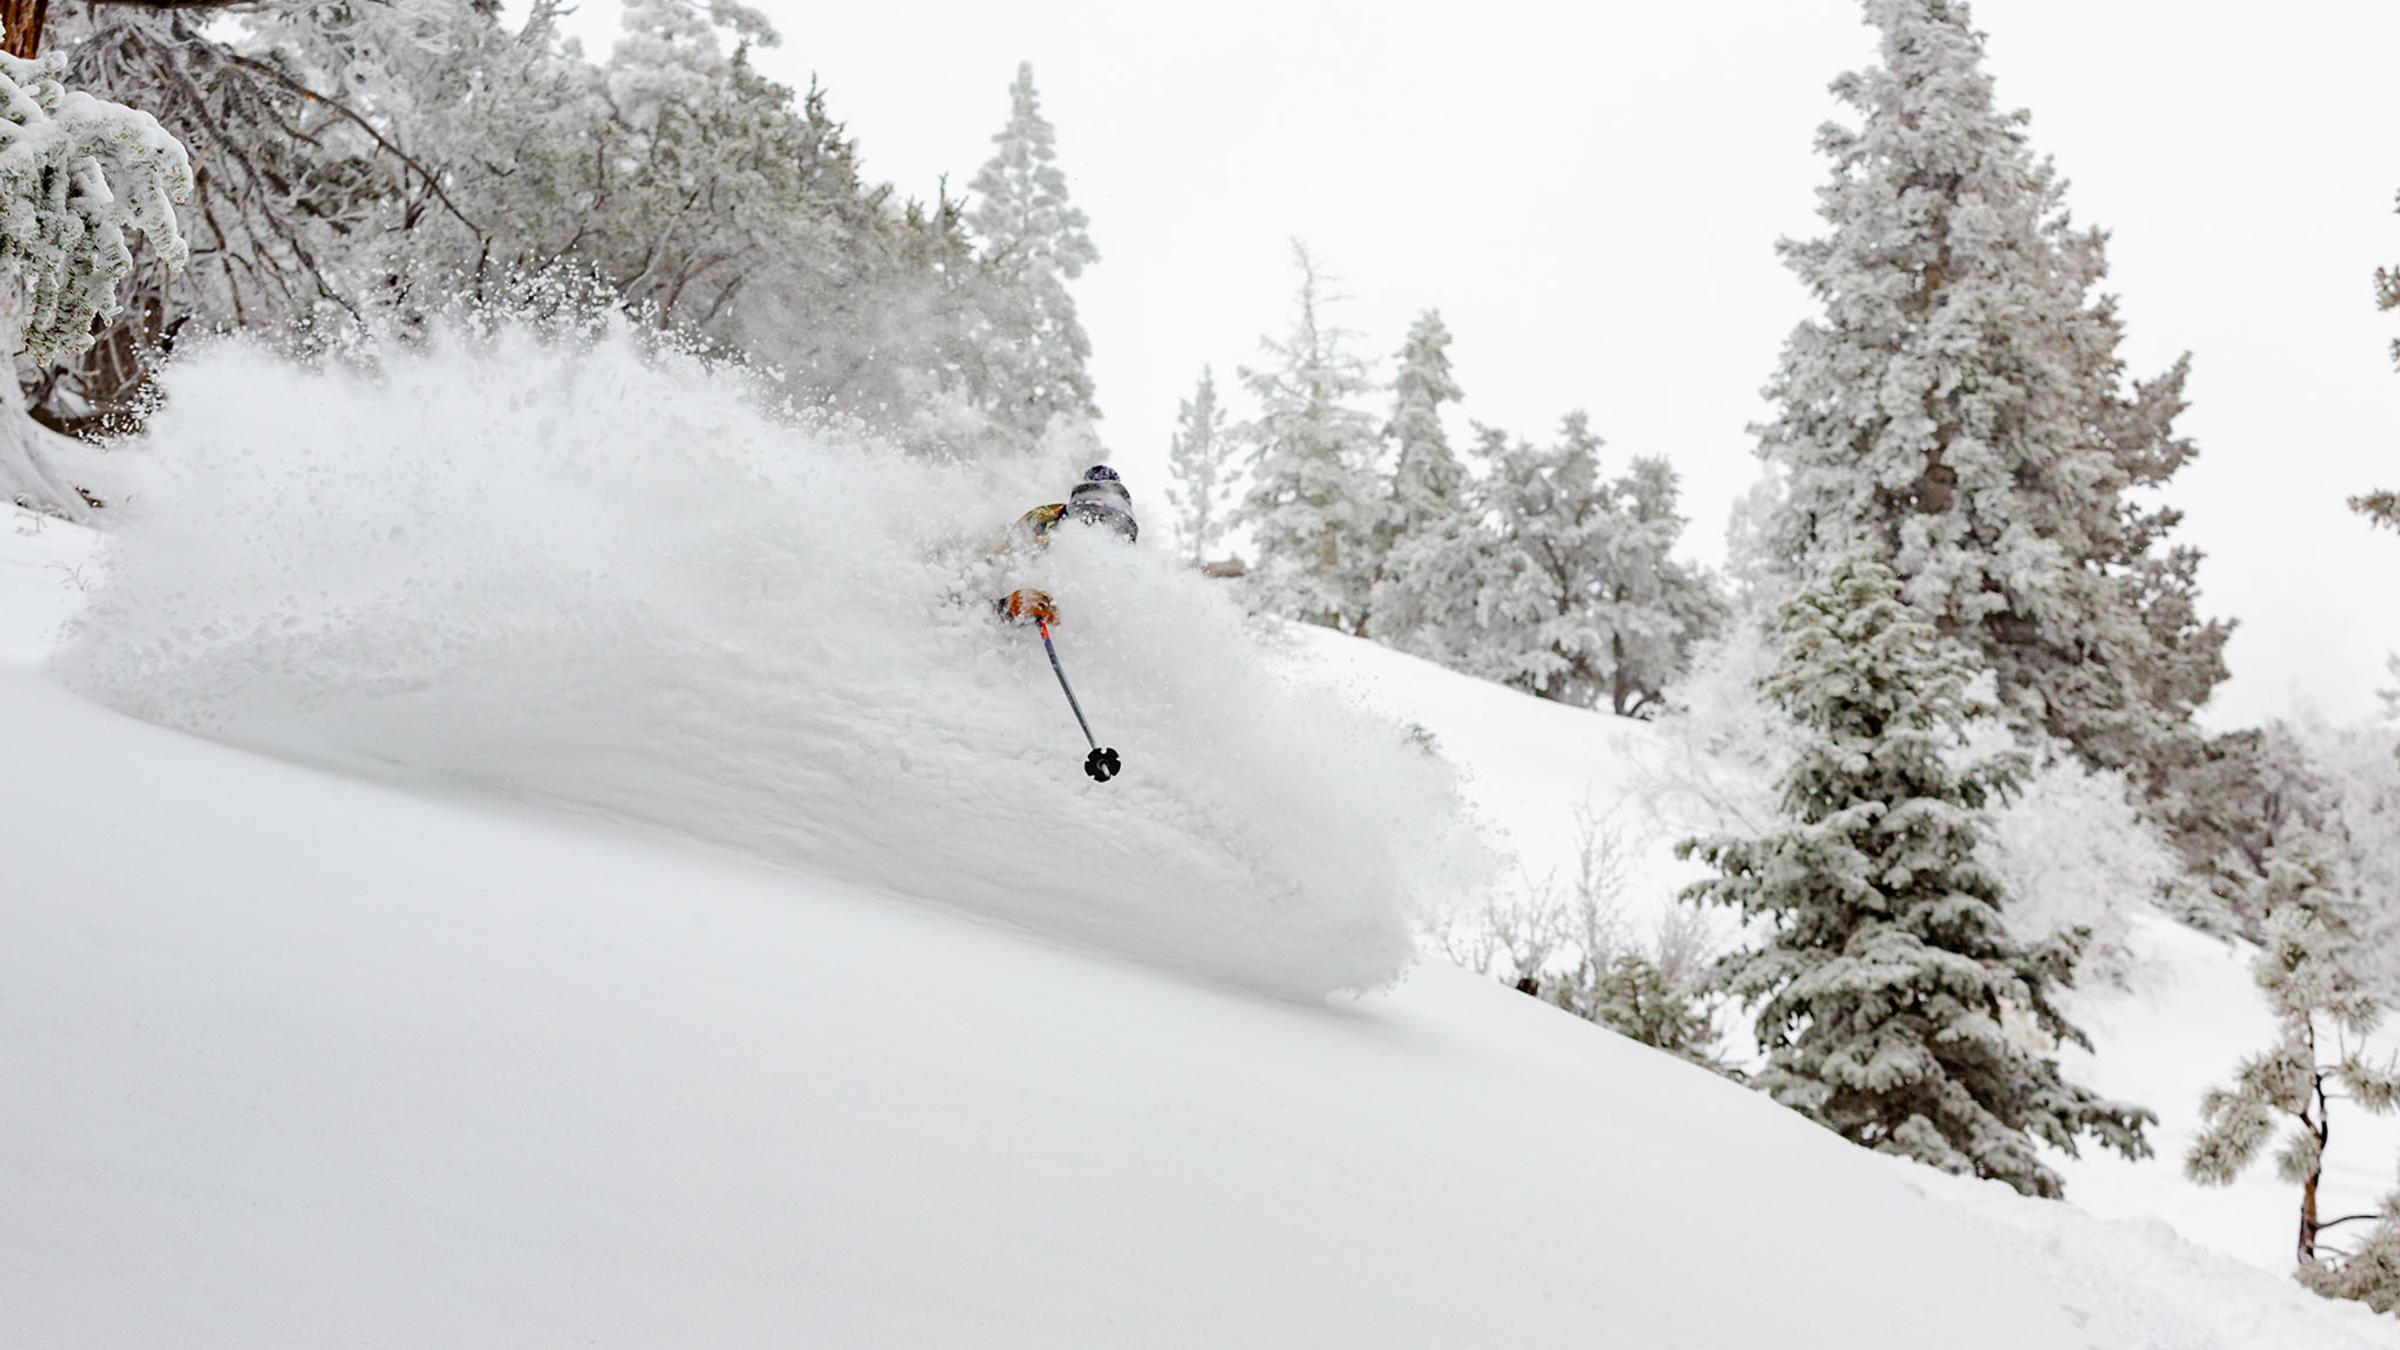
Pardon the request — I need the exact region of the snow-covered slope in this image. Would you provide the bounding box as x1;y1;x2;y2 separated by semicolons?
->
6;538;2395;1349
5;332;2395;1346
1284;620;2400;1281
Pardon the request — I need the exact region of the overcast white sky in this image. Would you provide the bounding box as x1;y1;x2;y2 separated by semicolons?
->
584;0;2400;727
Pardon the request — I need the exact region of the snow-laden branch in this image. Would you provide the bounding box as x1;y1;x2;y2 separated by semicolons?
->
0;48;190;359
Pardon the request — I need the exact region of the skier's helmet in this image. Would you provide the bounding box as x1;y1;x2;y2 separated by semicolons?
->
1066;464;1138;542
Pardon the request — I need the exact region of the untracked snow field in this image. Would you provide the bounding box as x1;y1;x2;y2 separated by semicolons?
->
5;335;2397;1347
7;514;2398;1348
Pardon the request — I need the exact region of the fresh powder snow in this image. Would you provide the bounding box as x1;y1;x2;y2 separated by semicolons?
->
4;334;2397;1347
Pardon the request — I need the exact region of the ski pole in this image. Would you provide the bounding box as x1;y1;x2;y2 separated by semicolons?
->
1037;618;1122;783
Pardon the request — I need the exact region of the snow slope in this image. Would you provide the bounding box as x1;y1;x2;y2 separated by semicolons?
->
6;331;2397;1345
1284;621;2400;1281
6;533;2394;1348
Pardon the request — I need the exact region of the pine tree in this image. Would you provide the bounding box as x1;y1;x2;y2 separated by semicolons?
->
1238;242;1383;632
1369;311;1483;659
2364;201;2398;533
1476;415;1720;715
1373;423;1503;668
1165;366;1233;566
1678;552;2153;1197
2301;1192;2400;1314
1759;0;2226;787
2188;834;2400;1271
0;48;190;516
966;61;1098;450
598;0;828;330
1382;309;1466;540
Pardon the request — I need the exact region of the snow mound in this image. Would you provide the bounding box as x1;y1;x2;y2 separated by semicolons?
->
50;325;1493;996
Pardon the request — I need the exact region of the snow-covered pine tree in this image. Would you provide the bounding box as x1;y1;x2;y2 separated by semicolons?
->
2187;834;2400;1275
1373;422;1502;667
1678;551;2153;1197
2365;205;2399;533
1370;310;1487;659
1759;0;2227;787
966;61;1098;452
42;4;387;430
1164;366;1232;566
597;0;825;331
2302;1201;2400;1315
0;47;190;515
1475;415;1718;715
1238;242;1382;632
43;0;605;425
1477;415;1610;704
1608;456;1727;716
1381;309;1466;540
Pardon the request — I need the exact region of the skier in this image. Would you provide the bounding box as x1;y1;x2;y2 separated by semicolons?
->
997;464;1139;624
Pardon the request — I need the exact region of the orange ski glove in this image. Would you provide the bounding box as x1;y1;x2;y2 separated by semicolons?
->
999;588;1059;624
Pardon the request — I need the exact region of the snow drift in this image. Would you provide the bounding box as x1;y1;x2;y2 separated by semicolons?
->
50;324;1492;995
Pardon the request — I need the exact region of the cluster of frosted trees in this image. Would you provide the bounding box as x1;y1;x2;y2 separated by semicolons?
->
1661;2;2400;1322
1166;245;1723;718
4;1;1106;517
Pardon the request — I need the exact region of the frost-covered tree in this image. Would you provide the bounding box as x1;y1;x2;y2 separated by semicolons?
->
1165;365;1233;565
51;0;994;451
1381;309;1465;539
1370;311;1488;659
966;61;1097;450
595;0;834;330
35;0;601;428
2188;835;2400;1274
2300;1172;2400;1314
1239;242;1383;632
0;47;190;515
1371;424;1499;667
44;4;379;428
1678;552;2153;1197
1759;0;2226;788
2369;202;2400;534
1477;415;1720;716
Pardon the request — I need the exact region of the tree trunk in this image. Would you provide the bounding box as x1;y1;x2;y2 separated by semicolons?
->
2299;1072;2330;1264
2301;1151;2321;1263
1;0;46;57
0;286;91;521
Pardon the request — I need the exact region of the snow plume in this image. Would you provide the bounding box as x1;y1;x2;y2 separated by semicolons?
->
52;323;1493;996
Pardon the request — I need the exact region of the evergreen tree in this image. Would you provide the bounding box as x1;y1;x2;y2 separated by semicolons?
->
966;61;1099;450
1165;366;1233;565
1369;311;1482;658
2301;1191;2400;1314
1238;242;1383;632
1476;415;1720;715
31;0;990;454
597;0;828;330
1678;552;2153;1197
1382;309;1466;540
0;47;190;516
2373;193;2400;523
2188;834;2400;1272
1373;423;1505;668
1759;0;2227;787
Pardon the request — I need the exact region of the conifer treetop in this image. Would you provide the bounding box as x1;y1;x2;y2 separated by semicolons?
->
968;61;1096;280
